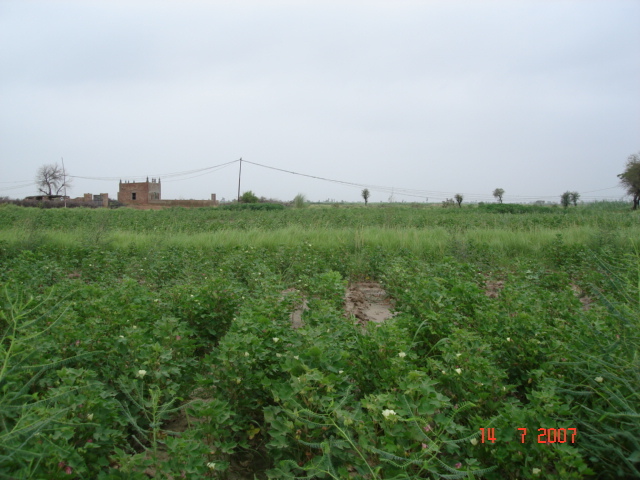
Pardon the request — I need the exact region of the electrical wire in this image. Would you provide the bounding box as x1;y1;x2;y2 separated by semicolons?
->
69;159;240;182
1;157;625;201
161;161;237;182
0;182;39;192
242;160;624;201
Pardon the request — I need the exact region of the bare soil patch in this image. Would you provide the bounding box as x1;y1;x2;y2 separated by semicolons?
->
484;279;505;298
344;282;395;324
285;282;395;328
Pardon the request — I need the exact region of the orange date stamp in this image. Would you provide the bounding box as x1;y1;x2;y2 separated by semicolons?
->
480;427;577;444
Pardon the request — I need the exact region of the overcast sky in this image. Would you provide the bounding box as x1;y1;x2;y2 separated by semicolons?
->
1;0;639;203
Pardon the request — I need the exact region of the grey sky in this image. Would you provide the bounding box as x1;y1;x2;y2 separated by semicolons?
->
1;0;639;203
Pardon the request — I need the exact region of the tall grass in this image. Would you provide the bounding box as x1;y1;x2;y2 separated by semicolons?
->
0;202;637;265
551;248;640;477
1;201;637;233
1;225;637;261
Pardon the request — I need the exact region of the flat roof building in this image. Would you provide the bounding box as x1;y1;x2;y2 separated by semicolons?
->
117;178;161;205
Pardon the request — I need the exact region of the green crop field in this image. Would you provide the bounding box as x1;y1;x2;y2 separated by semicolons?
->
1;202;638;479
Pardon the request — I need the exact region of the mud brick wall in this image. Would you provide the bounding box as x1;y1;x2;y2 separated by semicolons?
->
118;179;161;205
149;199;218;207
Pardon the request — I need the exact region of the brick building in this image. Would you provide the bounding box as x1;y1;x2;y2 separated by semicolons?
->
118;178;161;205
117;178;218;207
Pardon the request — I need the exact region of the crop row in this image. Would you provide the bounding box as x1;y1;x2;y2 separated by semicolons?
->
1;230;638;478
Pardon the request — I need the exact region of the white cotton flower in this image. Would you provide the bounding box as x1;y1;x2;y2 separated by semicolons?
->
207;462;216;470
470;438;478;446
272;337;279;343
87;413;94;421
382;409;396;418
455;353;462;358
244;352;250;357
293;355;299;360
338;370;344;374
398;352;407;358
506;337;512;342
137;369;147;378
532;468;541;475
276;353;282;358
595;376;604;383
455;368;462;374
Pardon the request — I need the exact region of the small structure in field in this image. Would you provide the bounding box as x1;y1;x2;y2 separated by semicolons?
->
22;193;109;207
24;194;67;201
117;178;218;207
118;178;162;205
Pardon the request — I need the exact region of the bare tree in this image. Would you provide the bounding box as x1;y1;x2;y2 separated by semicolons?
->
36;163;71;196
492;188;505;203
454;193;463;208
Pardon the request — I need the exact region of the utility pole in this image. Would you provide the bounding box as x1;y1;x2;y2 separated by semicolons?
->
61;157;67;208
237;157;242;203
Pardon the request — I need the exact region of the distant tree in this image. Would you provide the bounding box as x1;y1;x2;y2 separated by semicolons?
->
454;193;463;208
618;152;640;210
240;190;259;203
361;188;370;206
36;163;71;196
569;191;580;207
293;193;307;209
560;191;571;208
492;188;505;203
442;198;455;208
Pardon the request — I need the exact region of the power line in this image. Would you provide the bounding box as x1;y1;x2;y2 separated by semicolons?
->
242;160;624;201
69;159;240;182
579;185;620;194
0;160;241;195
0;182;39;192
1;157;626;202
242;160;448;200
161;161;238;183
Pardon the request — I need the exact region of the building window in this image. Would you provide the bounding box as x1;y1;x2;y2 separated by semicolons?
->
132;192;137;200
